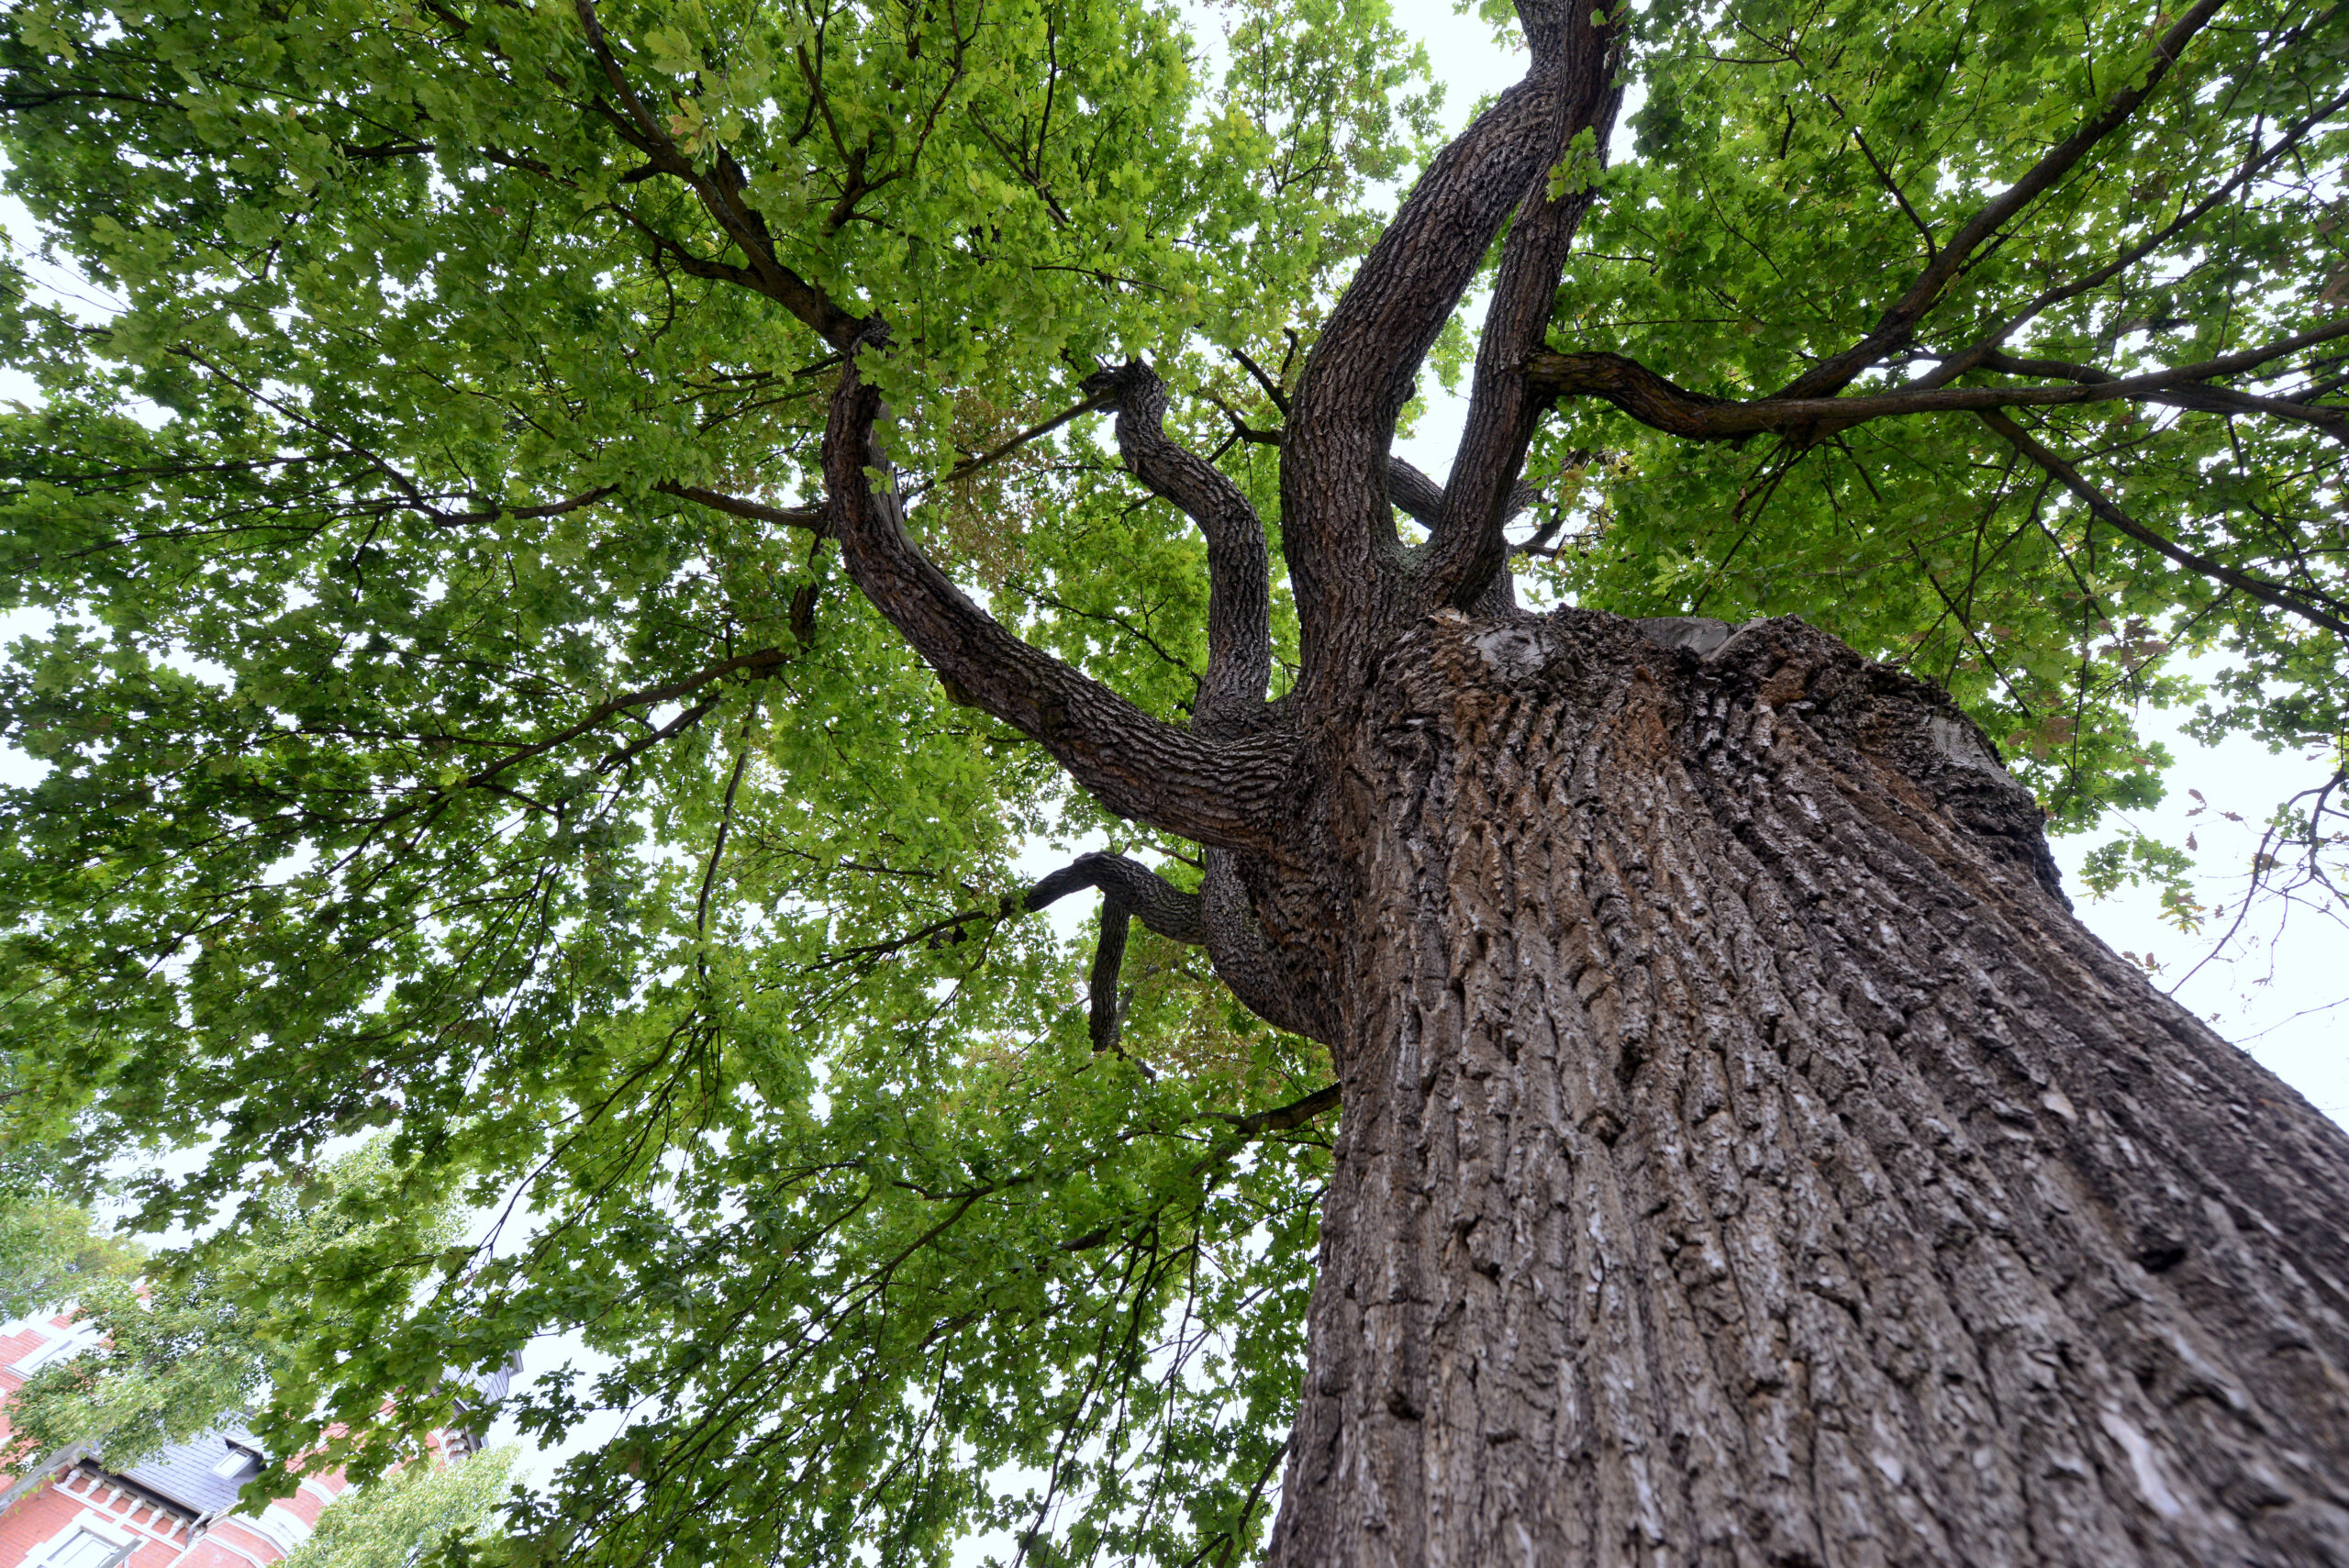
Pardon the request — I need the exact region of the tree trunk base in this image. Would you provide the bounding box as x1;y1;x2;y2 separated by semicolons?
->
1268;609;2349;1568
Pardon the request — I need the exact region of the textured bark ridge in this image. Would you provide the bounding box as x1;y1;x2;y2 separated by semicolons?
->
1265;609;2349;1567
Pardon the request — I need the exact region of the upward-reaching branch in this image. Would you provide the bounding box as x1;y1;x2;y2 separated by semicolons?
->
573;0;867;352
1279;0;1612;695
1418;8;1620;612
1778;0;2228;400
1081;361;1273;727
820;331;1289;853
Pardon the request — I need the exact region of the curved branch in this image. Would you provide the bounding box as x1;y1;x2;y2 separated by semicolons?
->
658;483;827;532
1080;361;1272;724
1528;322;2349;444
1021;851;1208;943
821;332;1286;852
1022;854;1175;1055
1387;456;1542;532
1200;849;1332;1044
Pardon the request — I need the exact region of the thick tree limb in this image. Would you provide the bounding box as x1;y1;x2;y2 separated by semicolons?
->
821;330;1287;852
1528;321;2349;445
1386;457;1541;532
1081;361;1273;724
1979;410;2349;638
1419;8;1621;612
1280;2;1608;694
1201;848;1332;1043
1780;0;2228;399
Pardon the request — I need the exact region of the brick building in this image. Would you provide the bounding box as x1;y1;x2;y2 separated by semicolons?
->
0;1310;507;1568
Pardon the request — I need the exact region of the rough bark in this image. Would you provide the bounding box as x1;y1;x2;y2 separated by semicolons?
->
1260;607;2349;1566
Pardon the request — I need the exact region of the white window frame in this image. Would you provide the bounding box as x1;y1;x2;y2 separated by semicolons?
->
21;1510;137;1568
7;1318;103;1376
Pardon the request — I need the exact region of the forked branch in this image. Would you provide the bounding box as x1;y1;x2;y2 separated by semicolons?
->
1022;851;1209;1052
820;331;1288;852
1280;0;1614;682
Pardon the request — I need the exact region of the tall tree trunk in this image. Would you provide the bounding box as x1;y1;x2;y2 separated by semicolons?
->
1265;608;2349;1567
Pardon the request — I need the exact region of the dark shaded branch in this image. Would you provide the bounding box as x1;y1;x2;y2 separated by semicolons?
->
1020;851;1210;1052
1220;1082;1341;1139
1280;4;1608;690
1979;410;2349;638
1528;322;2349;444
822;330;1286;852
1080;361;1272;722
1085;900;1132;1053
1199;848;1330;1043
573;0;865;351
1419;4;1622;611
1386;457;1540;532
1781;0;2228;399
1022;851;1208;942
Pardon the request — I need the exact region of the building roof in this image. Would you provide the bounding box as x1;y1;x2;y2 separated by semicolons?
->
108;1424;269;1519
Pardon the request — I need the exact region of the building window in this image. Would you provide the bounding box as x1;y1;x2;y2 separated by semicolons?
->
27;1524;134;1568
7;1318;103;1376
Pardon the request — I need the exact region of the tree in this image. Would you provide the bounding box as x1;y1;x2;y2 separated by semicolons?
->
1;1143;462;1475
0;0;2344;1561
282;1446;516;1568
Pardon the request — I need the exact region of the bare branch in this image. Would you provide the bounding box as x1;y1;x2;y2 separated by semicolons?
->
1386;456;1539;532
903;390;1111;501
1081;361;1273;723
821;331;1286;852
1022;851;1208;942
1219;1081;1340;1139
1979;410;2349;639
